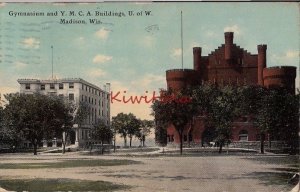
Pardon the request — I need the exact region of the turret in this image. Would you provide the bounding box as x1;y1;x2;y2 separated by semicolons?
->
257;44;267;86
193;47;202;71
224;32;234;60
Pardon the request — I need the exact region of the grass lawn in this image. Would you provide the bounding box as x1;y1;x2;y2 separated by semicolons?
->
244;155;299;190
0;159;140;169
0;178;128;192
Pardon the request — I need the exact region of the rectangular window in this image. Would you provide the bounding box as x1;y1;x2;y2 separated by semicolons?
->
59;83;64;89
81;95;84;101
25;84;30;90
69;93;74;101
41;84;45;90
50;83;55;89
85;96;87;102
82;84;84;90
69;83;74;89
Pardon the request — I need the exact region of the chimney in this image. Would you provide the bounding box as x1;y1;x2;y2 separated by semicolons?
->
257;44;267;86
225;32;234;60
193;47;202;71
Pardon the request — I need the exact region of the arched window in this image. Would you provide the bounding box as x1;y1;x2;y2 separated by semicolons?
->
239;130;248;141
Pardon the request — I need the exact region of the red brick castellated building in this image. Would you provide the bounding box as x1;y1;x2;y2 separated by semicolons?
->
164;32;296;146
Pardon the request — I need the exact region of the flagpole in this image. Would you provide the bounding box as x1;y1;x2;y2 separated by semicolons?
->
181;11;183;69
51;45;53;79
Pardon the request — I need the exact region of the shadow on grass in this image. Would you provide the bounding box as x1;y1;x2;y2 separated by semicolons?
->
243;155;299;190
0;178;129;192
245;171;295;189
0;159;140;169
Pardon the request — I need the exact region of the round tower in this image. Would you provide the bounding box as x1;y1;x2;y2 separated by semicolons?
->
257;44;267;86
224;32;234;60
193;47;202;71
263;66;296;93
166;69;199;91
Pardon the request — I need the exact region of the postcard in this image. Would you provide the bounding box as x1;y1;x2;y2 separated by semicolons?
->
0;2;299;192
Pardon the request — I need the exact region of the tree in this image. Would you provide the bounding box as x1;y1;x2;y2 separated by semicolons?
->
152;88;198;155
254;88;299;154
74;101;90;127
0;106;21;149
192;84;242;153
127;114;141;147
90;119;113;154
208;86;241;153
4;93;72;155
135;120;154;147
111;113;140;148
59;100;74;154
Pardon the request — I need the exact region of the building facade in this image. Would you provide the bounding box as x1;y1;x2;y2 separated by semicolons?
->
17;78;110;148
163;32;296;146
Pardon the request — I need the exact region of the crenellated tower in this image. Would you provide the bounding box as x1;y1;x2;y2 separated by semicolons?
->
257;44;267;86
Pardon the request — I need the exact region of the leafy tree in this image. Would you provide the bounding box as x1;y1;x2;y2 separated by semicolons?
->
127;114;141;147
90;119;113;154
152;88;198;155
112;113;128;147
154;118;168;146
4;93;72;155
0;106;21;148
208;86;241;153
135;120;154;147
111;113;140;148
74;101;90;127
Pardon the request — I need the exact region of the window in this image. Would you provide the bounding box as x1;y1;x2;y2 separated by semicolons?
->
41;84;45;90
89;97;90;103
82;84;84;90
81;95;84;101
85;96;87;102
59;83;64;89
239;130;248;141
89;87;91;92
58;94;64;98
50;83;55;89
25;84;30;90
69;93;74;101
69;83;74;89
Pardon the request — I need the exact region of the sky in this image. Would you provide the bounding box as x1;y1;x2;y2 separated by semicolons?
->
0;2;299;122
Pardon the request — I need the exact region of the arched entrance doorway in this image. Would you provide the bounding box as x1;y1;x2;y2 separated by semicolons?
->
201;127;216;147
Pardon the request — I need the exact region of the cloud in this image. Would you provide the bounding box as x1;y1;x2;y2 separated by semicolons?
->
95;28;110;40
270;50;299;65
14;61;27;69
286;50;299;58
205;31;218;38
76;36;85;43
131;74;165;90
224;25;241;36
87;68;106;77
21;37;40;49
170;48;182;59
141;36;155;47
93;54;112;64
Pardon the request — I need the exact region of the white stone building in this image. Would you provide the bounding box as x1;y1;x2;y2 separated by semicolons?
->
17;78;110;148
